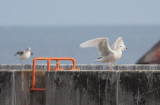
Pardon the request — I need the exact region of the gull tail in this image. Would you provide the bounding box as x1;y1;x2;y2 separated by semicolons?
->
14;52;19;56
93;57;102;62
93;59;100;62
98;57;102;59
93;58;104;62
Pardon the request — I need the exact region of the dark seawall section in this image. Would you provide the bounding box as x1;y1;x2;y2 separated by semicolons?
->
46;70;160;105
0;71;45;105
1;64;160;105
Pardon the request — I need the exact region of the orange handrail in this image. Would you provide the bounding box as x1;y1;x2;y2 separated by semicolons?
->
30;57;80;91
50;57;79;70
30;57;50;91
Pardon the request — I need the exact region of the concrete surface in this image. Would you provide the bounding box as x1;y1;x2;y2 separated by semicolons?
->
0;70;45;105
0;64;160;105
0;64;160;70
46;70;160;105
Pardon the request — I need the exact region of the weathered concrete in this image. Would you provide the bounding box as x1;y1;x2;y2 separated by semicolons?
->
1;65;160;105
0;71;45;105
46;70;160;105
0;64;160;70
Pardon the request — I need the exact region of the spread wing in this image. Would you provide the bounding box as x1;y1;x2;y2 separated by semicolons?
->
15;51;24;56
111;37;126;50
80;38;114;57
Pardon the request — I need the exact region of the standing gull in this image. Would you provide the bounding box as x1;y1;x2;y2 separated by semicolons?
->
80;37;127;70
15;47;33;64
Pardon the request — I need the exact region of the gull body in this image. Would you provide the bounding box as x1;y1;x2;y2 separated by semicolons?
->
15;48;33;63
80;37;127;70
95;49;122;63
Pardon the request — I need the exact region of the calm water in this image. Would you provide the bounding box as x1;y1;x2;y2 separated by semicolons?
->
0;25;159;64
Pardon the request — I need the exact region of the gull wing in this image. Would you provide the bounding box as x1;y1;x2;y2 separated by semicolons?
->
80;38;114;57
111;37;126;50
14;51;24;56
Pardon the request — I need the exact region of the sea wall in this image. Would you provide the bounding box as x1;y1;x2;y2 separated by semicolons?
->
0;70;45;105
0;64;160;105
46;70;160;105
0;64;160;70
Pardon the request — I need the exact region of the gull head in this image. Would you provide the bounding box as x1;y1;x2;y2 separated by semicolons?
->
116;37;127;51
26;47;31;51
118;45;127;51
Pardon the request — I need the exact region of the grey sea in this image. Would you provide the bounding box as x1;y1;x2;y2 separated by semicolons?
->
0;25;159;64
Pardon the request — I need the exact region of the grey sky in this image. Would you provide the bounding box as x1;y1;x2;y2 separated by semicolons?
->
0;0;160;26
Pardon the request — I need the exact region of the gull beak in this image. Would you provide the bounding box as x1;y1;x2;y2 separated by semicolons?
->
122;47;127;51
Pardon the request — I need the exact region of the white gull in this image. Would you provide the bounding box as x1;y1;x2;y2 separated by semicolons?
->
15;47;33;64
80;37;127;70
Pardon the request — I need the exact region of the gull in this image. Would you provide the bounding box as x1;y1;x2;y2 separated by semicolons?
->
15;47;33;64
80;37;127;70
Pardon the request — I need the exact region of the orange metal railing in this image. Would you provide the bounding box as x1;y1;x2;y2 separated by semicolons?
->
30;57;80;91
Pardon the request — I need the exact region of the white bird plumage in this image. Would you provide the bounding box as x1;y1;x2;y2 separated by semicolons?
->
80;37;127;70
15;47;33;64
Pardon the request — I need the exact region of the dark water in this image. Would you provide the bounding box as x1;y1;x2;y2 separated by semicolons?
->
0;25;159;64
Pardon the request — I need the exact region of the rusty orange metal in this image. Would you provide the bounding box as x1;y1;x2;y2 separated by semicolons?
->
30;57;80;91
49;57;80;70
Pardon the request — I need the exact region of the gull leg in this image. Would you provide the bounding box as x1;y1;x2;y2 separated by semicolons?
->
20;60;25;70
109;62;113;70
23;60;26;70
20;60;24;70
111;62;113;70
109;62;111;70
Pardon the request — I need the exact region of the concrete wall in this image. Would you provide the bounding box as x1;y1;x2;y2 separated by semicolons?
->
0;64;160;70
1;65;160;105
0;71;45;105
46;70;160;105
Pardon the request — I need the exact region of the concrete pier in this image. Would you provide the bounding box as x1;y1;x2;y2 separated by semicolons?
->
0;64;160;105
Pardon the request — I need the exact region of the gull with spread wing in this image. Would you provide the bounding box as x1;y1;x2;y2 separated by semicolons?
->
80;37;127;70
